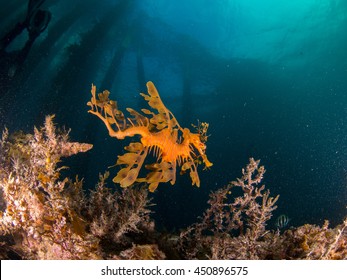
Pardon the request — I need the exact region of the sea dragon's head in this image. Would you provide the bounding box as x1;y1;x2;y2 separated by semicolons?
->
183;121;213;169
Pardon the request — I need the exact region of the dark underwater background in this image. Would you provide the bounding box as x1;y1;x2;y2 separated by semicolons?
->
0;0;346;232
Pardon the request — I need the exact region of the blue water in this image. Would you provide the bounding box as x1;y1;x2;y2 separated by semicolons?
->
1;0;346;230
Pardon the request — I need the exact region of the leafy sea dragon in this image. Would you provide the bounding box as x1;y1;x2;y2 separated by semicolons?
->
87;81;212;192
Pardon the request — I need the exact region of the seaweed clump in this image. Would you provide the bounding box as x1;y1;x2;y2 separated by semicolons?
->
0;116;159;259
179;158;279;259
178;158;347;260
